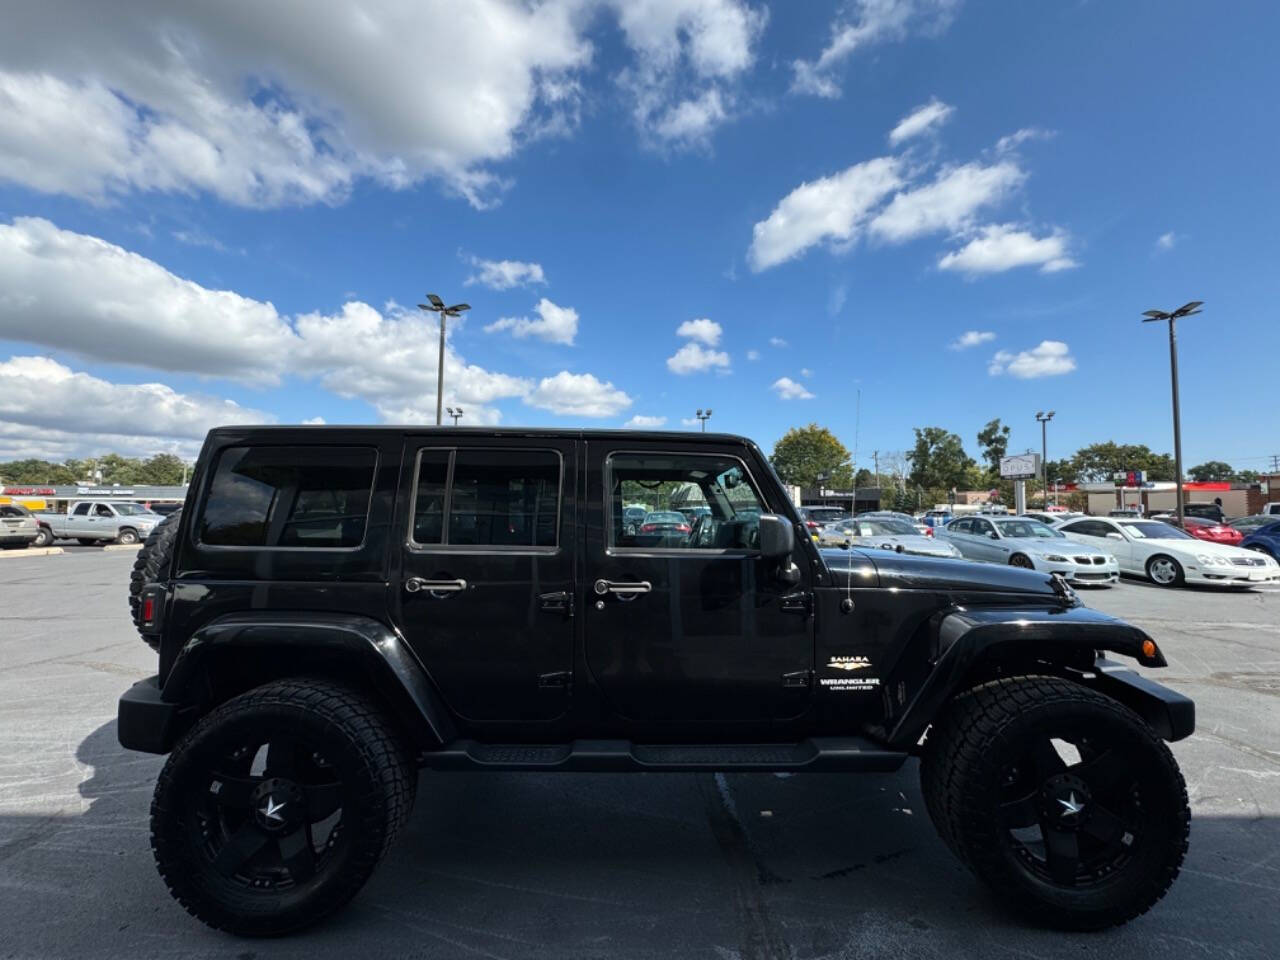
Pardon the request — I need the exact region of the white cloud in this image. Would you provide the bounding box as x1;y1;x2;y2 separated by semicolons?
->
772;376;815;400
484;297;579;345
938;224;1077;274
613;0;767;148
950;330;995;350
746;349;761;360
666;342;731;374
526;371;631;417
800;367;814;378
0;356;268;449
0;1;766;209
748;157;903;271
769;337;788;347
675;317;723;345
465;256;547;290
625;414;668;428
680;416;701;427
869;160;1025;243
987;340;1076;379
791;0;961;98
0;217;633;426
301;416;327;425
888;98;954;145
1156;231;1177;251
0;217;296;383
995;127;1054;154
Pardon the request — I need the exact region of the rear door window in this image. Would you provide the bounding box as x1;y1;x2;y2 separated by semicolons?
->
199;445;377;548
409;448;561;549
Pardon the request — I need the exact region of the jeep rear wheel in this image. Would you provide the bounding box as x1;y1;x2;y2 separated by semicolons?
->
151;679;416;935
920;676;1189;930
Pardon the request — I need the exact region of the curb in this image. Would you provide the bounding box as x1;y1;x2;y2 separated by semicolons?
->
0;546;65;558
103;543;143;552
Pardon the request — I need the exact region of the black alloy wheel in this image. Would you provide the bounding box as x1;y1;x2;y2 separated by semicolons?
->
1009;554;1035;569
151;679;415;935
920;676;1189;929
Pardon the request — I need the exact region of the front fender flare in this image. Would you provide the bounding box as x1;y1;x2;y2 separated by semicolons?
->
160;612;455;751
885;604;1185;748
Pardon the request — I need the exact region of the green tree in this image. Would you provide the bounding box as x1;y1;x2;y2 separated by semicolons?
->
138;453;186;485
1236;469;1260;484
976;418;1011;479
1069;443;1176;482
908;427;975;492
1187;460;1233;482
853;467;873;489
0;459;79;484
770;424;854;488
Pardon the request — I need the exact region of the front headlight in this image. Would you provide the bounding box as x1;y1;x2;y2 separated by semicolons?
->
1195;554;1218;566
1043;554;1069;563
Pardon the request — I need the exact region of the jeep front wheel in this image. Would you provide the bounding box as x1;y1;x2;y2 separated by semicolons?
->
151;679;416;935
921;676;1189;930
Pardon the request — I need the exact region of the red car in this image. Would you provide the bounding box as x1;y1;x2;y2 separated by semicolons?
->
1161;515;1244;545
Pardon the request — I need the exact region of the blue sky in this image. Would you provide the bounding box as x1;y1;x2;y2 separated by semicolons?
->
0;1;1276;473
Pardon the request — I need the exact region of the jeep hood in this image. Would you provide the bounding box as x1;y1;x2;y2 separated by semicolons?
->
820;547;1061;598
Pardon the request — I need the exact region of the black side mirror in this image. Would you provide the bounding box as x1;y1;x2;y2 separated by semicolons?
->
758;513;794;559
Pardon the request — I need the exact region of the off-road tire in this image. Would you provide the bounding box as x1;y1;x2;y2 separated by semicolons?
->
129;509;182;636
151;678;416;936
920;675;1189;930
32;525;54;547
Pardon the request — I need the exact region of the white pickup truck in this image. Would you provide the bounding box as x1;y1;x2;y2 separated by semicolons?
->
32;501;163;547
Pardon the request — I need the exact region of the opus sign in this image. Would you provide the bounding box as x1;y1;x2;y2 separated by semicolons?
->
999;453;1041;480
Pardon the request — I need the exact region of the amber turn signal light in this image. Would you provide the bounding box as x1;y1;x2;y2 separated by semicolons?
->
1141;639;1157;660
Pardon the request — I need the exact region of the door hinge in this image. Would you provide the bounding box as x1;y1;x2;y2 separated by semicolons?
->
779;591;812;615
782;670;814;688
538;671;572;689
538;591;574;617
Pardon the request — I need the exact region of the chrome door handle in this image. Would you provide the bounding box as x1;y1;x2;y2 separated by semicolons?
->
405;577;467;594
593;578;651;596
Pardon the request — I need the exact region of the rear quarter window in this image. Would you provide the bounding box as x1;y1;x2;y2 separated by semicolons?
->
198;445;377;548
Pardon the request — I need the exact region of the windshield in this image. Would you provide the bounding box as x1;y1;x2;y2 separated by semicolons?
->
995;519;1063;539
111;503;158;516
861;518;914;536
1121;521;1194;541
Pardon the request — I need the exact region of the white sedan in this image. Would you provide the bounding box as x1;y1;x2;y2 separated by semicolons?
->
1055;516;1280;587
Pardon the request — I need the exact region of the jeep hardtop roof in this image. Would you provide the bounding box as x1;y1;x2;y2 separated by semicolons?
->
204;425;757;445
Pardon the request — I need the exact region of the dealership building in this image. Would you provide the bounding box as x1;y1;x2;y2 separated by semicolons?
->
0;484;188;514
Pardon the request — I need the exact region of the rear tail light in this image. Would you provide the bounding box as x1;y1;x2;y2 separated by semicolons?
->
640;523;656;532
142;596;155;622
925;528;934;537
677;524;691;533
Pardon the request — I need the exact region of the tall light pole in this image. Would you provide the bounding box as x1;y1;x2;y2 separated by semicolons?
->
1143;301;1203;526
446;406;463;426
418;294;470;426
1035;410;1055;508
696;408;713;432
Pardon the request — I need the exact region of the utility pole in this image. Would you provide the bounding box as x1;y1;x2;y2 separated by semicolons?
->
872;450;879;486
1142;301;1203;526
418;294;471;426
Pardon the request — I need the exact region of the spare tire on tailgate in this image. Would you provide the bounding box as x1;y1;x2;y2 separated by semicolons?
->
129;509;182;639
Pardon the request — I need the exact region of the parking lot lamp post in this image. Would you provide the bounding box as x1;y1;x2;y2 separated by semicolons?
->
696;408;712;432
1035;411;1055;508
1142;301;1203;526
446;406;463;426
418;294;471;426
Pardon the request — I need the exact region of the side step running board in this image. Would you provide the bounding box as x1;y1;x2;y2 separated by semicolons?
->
422;737;907;773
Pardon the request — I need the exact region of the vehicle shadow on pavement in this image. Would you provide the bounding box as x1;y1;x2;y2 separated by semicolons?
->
0;720;1272;959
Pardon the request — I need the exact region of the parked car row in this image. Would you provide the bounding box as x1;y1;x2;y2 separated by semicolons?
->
0;500;168;548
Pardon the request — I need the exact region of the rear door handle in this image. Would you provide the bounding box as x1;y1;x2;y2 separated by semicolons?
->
405;577;467;593
593;579;651;596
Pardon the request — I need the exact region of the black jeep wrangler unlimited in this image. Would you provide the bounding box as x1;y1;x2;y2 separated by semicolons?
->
119;426;1193;935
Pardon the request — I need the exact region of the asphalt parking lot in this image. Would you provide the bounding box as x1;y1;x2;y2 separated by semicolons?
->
1;551;1277;959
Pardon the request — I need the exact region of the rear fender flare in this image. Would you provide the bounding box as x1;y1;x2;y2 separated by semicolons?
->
161;612;455;749
885;604;1178;748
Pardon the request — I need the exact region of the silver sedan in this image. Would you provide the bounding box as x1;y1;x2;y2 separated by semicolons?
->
817;517;963;559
